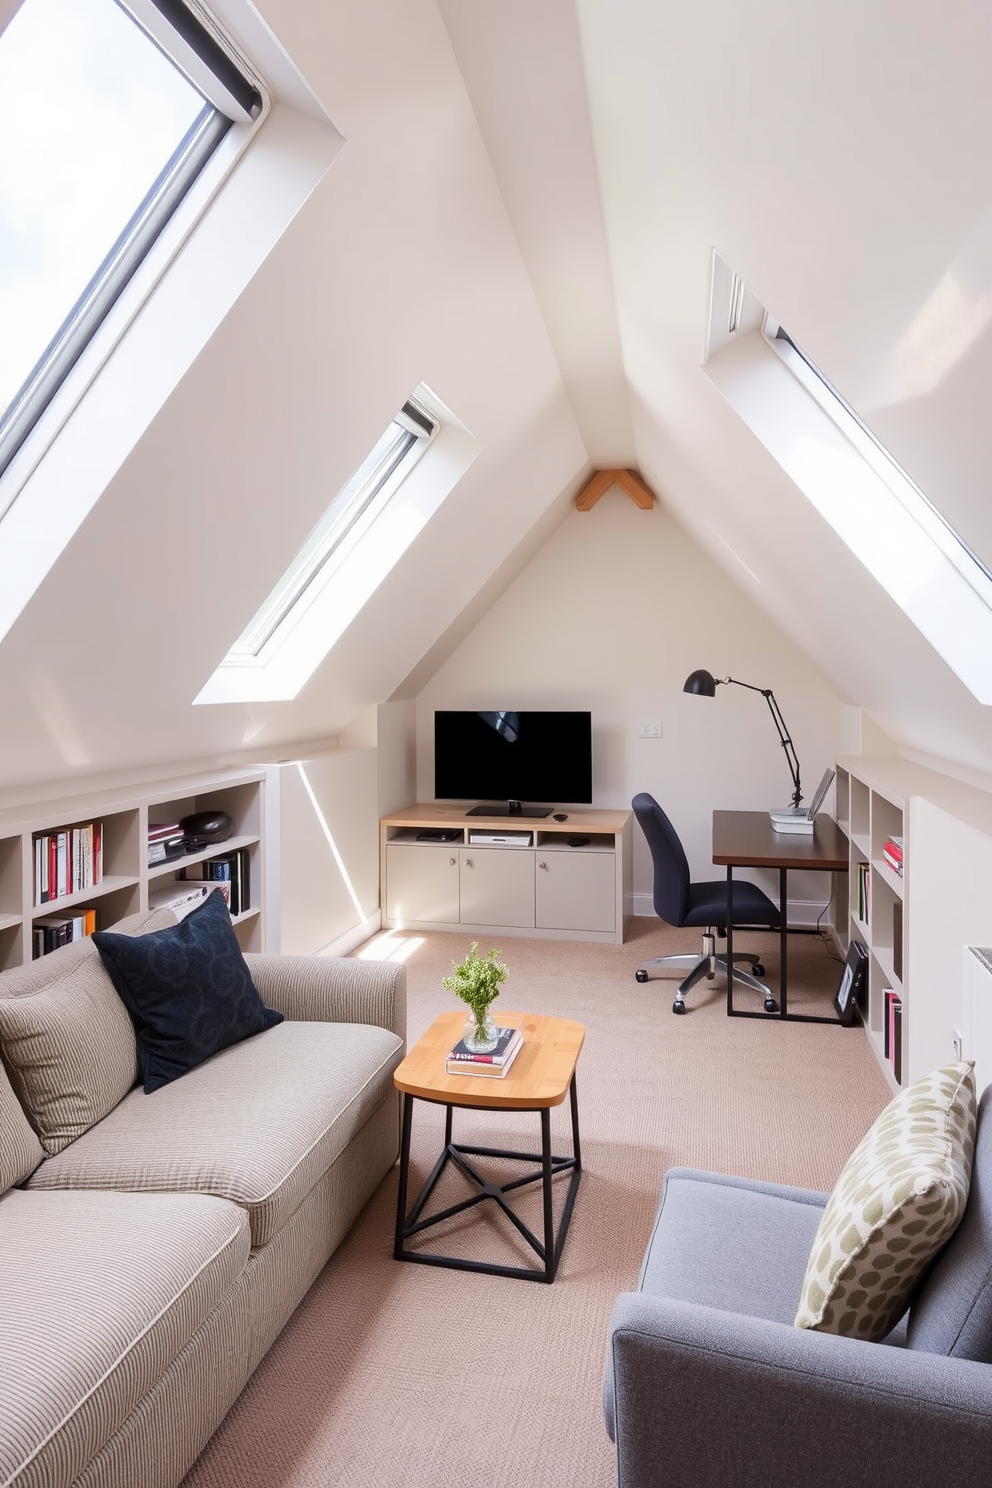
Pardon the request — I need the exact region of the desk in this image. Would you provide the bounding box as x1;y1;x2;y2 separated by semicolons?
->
713;811;849;1022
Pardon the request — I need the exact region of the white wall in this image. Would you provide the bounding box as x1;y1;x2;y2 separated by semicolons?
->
415;494;845;914
270;749;380;955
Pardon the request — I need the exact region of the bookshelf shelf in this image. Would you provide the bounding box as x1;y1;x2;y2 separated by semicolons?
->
32;874;139;915
0;767;269;965
836;754;992;1091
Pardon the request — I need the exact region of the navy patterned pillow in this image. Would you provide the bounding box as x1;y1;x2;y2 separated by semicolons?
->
93;889;282;1093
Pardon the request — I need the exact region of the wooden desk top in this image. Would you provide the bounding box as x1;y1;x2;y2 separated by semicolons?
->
712;810;849;870
393;1010;585;1110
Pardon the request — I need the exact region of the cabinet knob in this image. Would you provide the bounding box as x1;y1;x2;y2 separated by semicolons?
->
449;857;456;866
464;858;472;868
539;860;548;870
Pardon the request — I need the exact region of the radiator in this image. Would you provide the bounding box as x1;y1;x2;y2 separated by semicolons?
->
963;946;992;1099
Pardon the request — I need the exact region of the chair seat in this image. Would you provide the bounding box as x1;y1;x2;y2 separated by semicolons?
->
683;878;780;929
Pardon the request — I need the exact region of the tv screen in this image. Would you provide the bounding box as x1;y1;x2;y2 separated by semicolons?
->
434;710;592;809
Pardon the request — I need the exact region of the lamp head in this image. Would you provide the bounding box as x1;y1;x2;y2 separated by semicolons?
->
683;669;718;697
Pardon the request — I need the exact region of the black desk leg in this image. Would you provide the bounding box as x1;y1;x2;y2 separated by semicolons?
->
726;866;735;1014
779;867;789;1018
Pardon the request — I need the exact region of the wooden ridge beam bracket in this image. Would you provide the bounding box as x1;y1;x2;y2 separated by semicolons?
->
574;468;655;511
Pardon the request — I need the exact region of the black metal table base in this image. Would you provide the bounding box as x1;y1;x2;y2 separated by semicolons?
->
393;1078;582;1283
726;864;841;1024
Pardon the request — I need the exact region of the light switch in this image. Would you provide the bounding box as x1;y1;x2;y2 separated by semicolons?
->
639;720;663;739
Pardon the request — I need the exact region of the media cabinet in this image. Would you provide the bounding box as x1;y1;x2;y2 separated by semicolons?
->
379;805;633;944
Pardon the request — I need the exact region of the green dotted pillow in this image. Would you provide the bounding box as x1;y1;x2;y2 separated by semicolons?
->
795;1061;977;1340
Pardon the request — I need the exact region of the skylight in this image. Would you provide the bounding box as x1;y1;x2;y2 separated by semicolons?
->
704;253;992;704
196;386;481;705
0;0;260;490
226;401;436;663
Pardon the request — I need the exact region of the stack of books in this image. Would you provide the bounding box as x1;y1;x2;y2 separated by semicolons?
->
856;861;871;924
177;848;250;916
148;822;187;866
445;1025;523;1078
34;822;103;904
33;908;97;958
882;836;904;877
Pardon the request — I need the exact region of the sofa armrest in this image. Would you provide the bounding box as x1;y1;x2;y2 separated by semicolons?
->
607;1293;992;1488
244;955;406;1044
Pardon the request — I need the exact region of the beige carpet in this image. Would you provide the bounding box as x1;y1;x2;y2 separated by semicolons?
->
182;919;890;1488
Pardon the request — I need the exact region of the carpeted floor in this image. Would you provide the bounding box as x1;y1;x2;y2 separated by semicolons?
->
181;918;890;1488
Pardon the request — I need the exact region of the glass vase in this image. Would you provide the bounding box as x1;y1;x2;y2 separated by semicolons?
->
463;1008;498;1053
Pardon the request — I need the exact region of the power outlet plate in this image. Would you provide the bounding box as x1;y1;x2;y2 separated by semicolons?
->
639;720;662;739
952;1026;964;1062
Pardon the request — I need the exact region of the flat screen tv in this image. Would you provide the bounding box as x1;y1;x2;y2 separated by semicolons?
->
434;710;592;817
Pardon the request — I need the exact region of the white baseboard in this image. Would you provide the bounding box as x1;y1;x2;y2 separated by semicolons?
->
631;892;830;930
317;910;381;958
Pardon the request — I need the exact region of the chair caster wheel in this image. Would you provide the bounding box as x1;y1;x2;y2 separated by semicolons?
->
672;1000;686;1015
763;997;779;1014
706;971;716;980
635;969;649;983
753;963;765;977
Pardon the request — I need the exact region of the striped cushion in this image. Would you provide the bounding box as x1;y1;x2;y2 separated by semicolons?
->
0;909;176;1155
0;1057;43;1193
0;1187;249;1488
27;1020;404;1246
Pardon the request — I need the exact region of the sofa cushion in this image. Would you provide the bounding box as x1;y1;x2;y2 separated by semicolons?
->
795;1061;977;1340
27;1020;404;1246
93;889;283;1094
0;1186;249;1488
0;908;175;1154
0;1055;43;1192
908;1084;992;1361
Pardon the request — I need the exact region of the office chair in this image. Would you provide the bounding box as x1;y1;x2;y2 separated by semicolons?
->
631;793;781;1015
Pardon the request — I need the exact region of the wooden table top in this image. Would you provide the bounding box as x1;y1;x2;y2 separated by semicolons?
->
712;810;849;870
393;1010;585;1110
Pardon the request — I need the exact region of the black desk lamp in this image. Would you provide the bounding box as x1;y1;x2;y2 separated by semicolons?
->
683;669;803;809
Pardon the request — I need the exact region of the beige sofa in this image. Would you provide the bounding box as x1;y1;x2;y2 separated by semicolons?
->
0;909;406;1488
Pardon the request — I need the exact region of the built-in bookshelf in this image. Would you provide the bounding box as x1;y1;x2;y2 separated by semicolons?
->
835;756;992;1091
0;767;268;967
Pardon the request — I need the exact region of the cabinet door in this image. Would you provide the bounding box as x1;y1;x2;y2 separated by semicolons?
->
535;850;616;932
459;849;535;928
385;844;459;924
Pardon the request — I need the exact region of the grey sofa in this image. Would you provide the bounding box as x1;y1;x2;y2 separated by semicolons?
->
0;909;406;1488
605;1087;992;1487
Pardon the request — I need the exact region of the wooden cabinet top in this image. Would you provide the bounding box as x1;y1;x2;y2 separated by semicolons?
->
380;804;631;834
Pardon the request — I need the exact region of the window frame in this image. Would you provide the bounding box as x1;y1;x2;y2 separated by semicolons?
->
225;399;438;666
0;0;266;494
764;318;992;612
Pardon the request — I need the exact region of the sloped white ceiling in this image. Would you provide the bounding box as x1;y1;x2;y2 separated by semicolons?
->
3;0;992;791
439;0;992;775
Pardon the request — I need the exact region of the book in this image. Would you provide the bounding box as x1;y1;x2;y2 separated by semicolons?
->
446;1033;523;1078
148;881;215;918
179;846;249;916
446;1025;522;1065
892;901;903;981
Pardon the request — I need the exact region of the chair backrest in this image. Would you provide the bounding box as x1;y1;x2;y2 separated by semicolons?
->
631;793;691;928
907;1082;992;1361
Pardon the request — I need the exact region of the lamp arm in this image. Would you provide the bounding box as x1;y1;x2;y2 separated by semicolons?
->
719;677;803;808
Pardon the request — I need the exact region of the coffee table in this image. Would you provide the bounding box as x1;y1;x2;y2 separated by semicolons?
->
392;1010;584;1283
